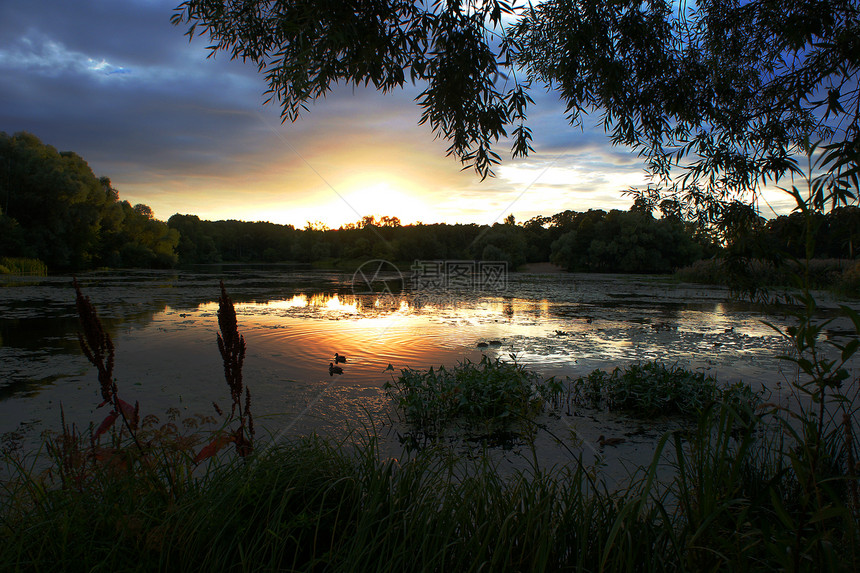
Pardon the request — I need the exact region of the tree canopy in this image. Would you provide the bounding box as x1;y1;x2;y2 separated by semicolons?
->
0;132;179;270
515;0;859;215
173;0;859;218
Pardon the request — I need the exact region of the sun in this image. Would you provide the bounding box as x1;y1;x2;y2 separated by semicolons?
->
243;173;435;229
330;178;430;228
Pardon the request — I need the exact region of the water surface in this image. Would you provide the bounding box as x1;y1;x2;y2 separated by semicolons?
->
2;267;858;474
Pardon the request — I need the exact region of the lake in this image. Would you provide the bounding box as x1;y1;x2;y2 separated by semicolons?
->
2;265;858;473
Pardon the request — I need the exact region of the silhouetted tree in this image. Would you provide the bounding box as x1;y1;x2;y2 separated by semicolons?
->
0;131;177;269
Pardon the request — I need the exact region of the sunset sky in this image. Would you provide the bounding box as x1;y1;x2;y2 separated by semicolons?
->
0;0;796;228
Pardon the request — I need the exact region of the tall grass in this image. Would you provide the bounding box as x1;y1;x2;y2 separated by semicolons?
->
3;399;857;571
0;257;47;276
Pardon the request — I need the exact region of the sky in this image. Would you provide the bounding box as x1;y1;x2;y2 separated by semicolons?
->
0;0;796;229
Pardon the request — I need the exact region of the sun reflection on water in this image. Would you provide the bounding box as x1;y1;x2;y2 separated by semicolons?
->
3;270;858;465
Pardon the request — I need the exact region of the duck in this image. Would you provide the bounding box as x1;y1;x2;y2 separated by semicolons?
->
334;352;347;363
329;363;343;375
597;435;626;447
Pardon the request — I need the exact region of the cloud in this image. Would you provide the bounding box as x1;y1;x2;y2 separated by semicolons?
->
0;0;666;228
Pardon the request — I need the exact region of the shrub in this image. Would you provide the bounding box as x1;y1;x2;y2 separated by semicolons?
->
385;354;563;438
569;361;759;417
676;257;858;294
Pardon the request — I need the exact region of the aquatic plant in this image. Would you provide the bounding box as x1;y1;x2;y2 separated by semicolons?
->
385;354;563;439
569;360;759;417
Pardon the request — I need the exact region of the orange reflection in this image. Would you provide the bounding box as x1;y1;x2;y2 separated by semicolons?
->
268;295;308;309
191;290;525;383
324;294;358;314
195;292;563;322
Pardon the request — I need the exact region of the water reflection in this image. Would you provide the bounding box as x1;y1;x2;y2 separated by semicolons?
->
1;269;858;458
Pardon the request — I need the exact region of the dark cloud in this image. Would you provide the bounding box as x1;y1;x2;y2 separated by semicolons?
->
1;1;197;67
0;0;278;182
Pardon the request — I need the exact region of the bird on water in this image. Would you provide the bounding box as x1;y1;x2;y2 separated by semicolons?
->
597;435;626;447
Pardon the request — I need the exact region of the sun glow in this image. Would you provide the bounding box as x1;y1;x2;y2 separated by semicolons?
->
324;294;359;314
267;295;309;310
325;178;430;228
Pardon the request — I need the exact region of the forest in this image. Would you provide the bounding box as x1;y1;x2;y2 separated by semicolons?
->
2;131;859;275
0;132;178;270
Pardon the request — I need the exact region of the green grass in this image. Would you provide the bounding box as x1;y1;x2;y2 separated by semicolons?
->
2;397;858;572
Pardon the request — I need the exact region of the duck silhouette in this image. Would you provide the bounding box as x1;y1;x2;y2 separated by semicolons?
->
597;435;626;447
329;362;343;375
334;352;347;363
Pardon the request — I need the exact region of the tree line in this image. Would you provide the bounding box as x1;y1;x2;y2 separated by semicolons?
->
2;131;857;274
166;204;859;274
0;132;179;270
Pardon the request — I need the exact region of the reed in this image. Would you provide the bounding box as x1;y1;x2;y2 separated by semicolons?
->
675;257;859;296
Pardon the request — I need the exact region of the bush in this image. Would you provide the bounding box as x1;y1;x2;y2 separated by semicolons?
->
569;361;759;417
674;257;725;284
385;355;563;438
676;257;858;294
